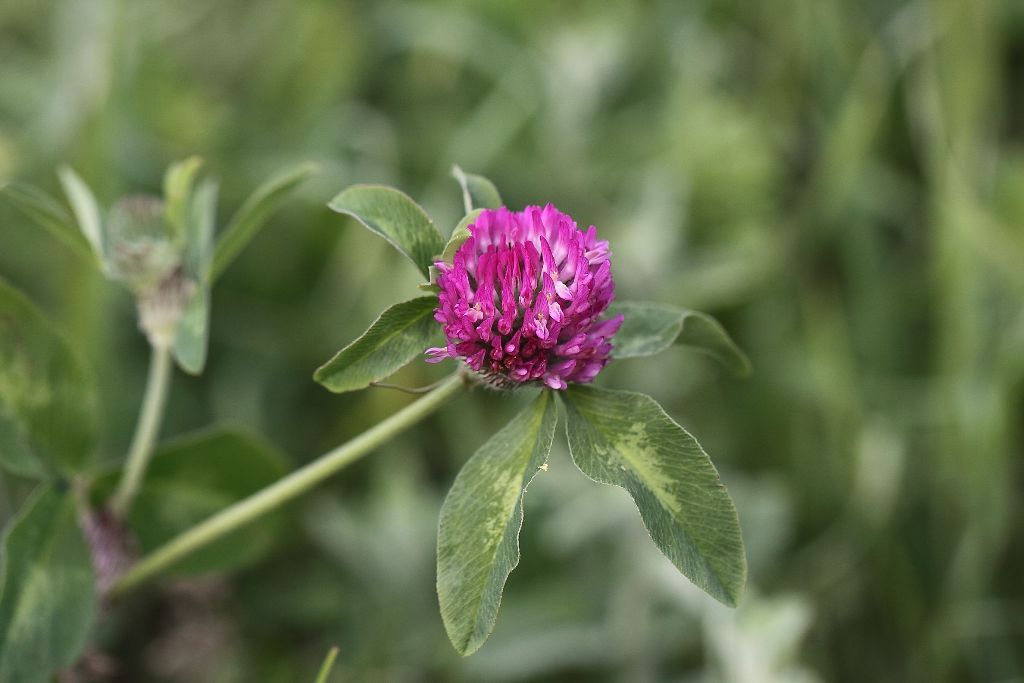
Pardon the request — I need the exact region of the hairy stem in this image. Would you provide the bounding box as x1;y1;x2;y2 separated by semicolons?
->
111;371;470;594
110;345;173;518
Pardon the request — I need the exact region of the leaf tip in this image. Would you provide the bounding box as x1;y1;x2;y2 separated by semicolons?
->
325;183;376;212
173;358;205;376
312;363;330;386
442;618;489;657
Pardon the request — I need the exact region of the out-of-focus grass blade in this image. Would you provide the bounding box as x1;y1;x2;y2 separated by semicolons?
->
57;166;106;263
211;162;317;281
1;182;95;261
314;646;340;683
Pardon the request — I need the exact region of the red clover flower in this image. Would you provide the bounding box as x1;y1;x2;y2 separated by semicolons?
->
427;204;623;390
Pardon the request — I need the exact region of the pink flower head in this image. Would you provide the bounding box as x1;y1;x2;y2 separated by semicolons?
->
426;204;623;390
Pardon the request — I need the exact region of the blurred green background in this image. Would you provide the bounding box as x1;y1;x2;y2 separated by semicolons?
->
2;0;1023;681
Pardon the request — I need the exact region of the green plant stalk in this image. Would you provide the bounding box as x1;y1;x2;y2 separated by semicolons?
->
110;345;173;518
314;646;340;683
111;371;470;595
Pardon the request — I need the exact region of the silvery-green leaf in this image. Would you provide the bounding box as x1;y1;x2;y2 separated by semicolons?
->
328;184;445;279
609;301;751;376
1;182;94;261
162;156;204;243
452;165;503;213
0;487;96;683
437;391;557;656
314;297;441;393
211;162;317;281
57;166;106;263
562;385;746;606
0;279;97;478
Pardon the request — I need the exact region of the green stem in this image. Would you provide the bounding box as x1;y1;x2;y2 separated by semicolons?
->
111;371;470;595
111;344;173;518
314;646;340;683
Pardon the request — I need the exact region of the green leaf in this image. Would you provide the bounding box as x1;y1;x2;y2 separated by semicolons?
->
94;429;289;575
1;182;95;261
163;156;204;243
0;487;97;683
609;301;752;376
172;179;218;375
57;166;106;263
441;209;482;263
417;269;441;294
0;403;39;479
562;385;746;606
418;210;482;293
451;165;503;213
437;391;558;656
314;297;441;393
0;278;97;478
328;184;445;279
171;286;210;376
211;162;317;281
184;178;218;281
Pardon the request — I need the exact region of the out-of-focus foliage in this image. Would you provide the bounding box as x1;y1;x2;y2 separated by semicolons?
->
91;429;289;575
1;0;1022;681
0;486;96;683
0;278;97;478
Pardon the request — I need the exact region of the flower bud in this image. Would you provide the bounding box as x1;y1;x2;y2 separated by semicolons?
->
137;266;195;349
106;195;195;349
106;195;182;293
